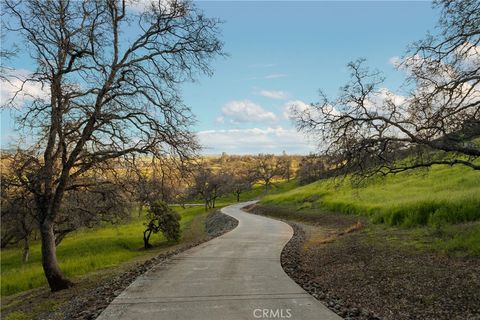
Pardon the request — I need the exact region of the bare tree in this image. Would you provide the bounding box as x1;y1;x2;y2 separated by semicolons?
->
188;166;230;209
297;153;334;185
2;0;223;291
293;0;479;177
221;157;252;202
250;154;285;192
53;177;131;245
1;151;131;260
280;151;294;182
230;176;251;202
127;156;189;215
1;169;36;262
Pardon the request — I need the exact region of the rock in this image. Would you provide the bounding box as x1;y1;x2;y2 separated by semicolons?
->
205;210;238;236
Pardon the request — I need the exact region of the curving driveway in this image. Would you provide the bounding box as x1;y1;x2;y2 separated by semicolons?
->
97;201;342;320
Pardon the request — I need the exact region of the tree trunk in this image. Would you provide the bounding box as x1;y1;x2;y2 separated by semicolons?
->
236;192;240;202
143;228;152;249
40;222;74;291
22;237;29;263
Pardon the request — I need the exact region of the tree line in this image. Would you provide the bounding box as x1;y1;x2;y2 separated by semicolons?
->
187;153;298;209
1;150;298;273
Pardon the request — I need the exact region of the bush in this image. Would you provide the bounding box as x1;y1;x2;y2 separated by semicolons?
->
143;201;181;248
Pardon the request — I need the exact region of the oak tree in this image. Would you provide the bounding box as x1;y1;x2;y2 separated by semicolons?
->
293;0;479;176
2;0;223;291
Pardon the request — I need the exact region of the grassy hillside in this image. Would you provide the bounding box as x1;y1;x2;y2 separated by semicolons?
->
262;165;480;255
0;206;206;296
263;165;480;227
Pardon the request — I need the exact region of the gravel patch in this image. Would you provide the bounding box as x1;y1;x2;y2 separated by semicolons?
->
205;209;238;237
281;223;381;320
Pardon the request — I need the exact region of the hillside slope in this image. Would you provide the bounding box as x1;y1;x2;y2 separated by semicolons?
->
263;165;480;228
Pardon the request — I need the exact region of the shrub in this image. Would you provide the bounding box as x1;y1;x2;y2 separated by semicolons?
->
143;201;181;249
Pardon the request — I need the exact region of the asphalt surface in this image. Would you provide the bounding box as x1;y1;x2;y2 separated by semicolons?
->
97;201;342;320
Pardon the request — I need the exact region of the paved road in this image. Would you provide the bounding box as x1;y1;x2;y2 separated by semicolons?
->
97;202;342;320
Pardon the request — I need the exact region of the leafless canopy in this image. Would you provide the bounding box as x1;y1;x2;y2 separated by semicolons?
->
250;154;286;191
293;0;479;176
2;0;223;291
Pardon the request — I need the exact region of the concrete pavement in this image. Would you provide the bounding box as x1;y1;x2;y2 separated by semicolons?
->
97;201;342;320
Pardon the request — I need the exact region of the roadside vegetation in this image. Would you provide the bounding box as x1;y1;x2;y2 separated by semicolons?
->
263;164;480;227
1;206;204;297
0;174;296;320
262;164;480;256
251;163;480;319
1;150;298;305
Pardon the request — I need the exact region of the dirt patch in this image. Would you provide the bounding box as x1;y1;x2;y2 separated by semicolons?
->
244;203;364;229
249;204;480;320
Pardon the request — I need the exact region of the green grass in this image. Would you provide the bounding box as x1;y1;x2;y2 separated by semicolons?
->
429;222;480;256
0;179;298;298
263;165;480;228
261;165;480;256
0;206;206;297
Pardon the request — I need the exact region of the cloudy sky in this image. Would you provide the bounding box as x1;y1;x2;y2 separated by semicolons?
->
0;1;440;155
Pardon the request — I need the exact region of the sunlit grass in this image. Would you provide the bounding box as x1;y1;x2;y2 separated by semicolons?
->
263;165;480;227
0;206;205;296
262;165;480;256
0;180;297;297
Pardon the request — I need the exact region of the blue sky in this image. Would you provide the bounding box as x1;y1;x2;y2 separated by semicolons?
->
1;1;439;155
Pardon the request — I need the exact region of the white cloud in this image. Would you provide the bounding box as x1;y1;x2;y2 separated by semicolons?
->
377;88;407;106
248;73;288;81
127;0;178;13
264;73;287;79
454;42;480;70
221;100;277;123
282;100;311;120
389;56;402;68
357;87;407;111
214;116;225;124
197;127;315;155
258;89;289;100
0;69;48;107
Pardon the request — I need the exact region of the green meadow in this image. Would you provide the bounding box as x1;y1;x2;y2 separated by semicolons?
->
0;206;206;296
263;165;480;227
262;165;480;255
0;180;296;297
